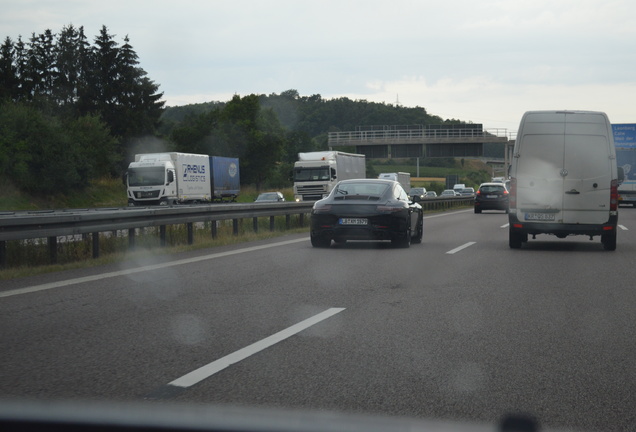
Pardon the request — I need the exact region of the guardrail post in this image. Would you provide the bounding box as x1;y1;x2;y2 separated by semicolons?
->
0;241;6;269
48;236;57;264
233;219;239;236
286;214;291;229
159;225;167;247
187;222;194;245
211;221;217;239
253;217;258;233
299;213;305;227
128;228;135;249
92;232;99;259
269;216;275;231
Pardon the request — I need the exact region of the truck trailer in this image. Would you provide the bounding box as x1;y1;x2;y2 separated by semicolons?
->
613;124;636;206
293;151;366;201
126;153;240;206
378;172;411;192
616;148;636;206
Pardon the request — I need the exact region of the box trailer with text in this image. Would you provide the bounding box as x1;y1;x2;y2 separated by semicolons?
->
126;153;240;205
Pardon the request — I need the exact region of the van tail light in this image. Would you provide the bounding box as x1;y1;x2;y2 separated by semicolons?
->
509;177;517;208
610;179;619;211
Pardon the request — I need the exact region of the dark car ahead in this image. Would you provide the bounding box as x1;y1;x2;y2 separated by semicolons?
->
254;192;285;202
310;179;423;248
474;182;509;213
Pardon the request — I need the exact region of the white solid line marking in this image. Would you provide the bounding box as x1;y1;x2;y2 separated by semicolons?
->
424;209;472;219
168;307;346;388
501;223;509;228
619;225;628;230
446;242;476;254
0;238;308;299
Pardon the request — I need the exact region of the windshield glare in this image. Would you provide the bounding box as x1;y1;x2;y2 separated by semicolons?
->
128;167;166;187
335;182;389;197
294;168;330;182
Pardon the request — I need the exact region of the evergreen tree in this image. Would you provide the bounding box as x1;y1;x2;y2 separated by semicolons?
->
0;37;19;101
25;29;57;102
54;25;89;111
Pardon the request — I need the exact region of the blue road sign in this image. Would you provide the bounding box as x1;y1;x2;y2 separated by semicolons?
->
612;124;636;148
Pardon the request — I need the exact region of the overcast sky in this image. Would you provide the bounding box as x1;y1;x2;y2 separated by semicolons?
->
3;0;635;131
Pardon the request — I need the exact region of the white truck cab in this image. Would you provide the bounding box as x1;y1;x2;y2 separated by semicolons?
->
508;110;619;250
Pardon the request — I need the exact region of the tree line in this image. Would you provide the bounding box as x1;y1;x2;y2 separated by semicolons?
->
1;24;470;197
0;24;164;194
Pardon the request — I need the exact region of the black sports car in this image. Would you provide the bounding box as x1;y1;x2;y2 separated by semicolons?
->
310;179;423;248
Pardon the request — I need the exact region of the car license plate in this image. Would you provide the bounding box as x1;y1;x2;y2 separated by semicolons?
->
339;218;368;225
486;195;498;198
525;213;556;221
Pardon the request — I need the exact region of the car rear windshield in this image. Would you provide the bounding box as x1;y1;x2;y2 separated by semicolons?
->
479;185;505;193
335;182;390;198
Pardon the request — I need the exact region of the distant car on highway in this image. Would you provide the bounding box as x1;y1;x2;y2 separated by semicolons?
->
474;182;509;213
440;189;459;197
459;187;475;197
425;191;437;198
408;187;427;201
254;192;285;202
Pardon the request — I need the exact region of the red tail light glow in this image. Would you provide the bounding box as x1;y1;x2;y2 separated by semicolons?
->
312;204;332;214
376;205;403;212
509;177;517;208
610;179;618;211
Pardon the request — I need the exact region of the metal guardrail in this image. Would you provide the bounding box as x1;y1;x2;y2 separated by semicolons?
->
0;197;473;268
328;128;511;144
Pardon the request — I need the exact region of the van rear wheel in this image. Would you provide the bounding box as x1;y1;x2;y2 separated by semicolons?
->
509;227;523;249
602;230;617;251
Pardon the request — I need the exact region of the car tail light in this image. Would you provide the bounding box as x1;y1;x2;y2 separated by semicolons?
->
476;190;482;196
376;205;403;213
610;179;619;211
509;177;517;208
312;203;332;214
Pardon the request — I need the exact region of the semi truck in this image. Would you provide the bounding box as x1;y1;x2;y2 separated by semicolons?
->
125;153;240;206
616;148;636;206
613;124;636;206
378;172;411;192
293;151;366;201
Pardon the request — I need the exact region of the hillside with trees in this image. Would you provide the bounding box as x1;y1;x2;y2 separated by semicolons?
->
1;23;493;204
0;24;164;195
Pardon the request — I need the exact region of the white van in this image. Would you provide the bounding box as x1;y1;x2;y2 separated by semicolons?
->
508;110;619;250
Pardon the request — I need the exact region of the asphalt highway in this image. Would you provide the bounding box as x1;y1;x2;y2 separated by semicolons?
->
2;207;635;431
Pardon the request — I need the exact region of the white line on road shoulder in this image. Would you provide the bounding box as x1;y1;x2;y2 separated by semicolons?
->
0;237;308;299
424;209;472;219
446;242;476;254
501;223;510;228
619;224;628;230
168;307;346;388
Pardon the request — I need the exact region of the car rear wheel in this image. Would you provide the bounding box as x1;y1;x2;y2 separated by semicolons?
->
474;206;481;214
411;215;423;244
310;234;331;248
392;223;411;248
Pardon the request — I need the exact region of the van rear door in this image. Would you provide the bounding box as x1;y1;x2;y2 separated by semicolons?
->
562;113;613;224
515;112;566;222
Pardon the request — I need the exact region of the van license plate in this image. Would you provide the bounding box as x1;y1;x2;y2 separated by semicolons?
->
525;213;555;221
339;218;368;225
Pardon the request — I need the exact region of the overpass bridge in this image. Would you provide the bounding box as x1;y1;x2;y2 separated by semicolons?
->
328;124;513;159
